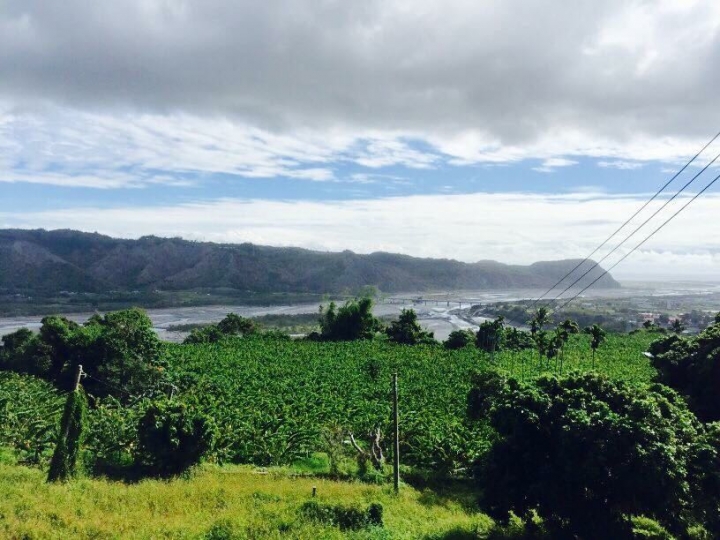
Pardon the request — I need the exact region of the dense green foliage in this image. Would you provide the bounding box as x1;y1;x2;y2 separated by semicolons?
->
0;372;63;464
6;304;720;537
317;298;383;341
0;328;659;478
0;309;164;397
135;400;216;476
184;313;257;344
444;329;475;350
649;318;720;421
385;308;435;345
47;389;87;482
470;372;713;539
300;501;384;531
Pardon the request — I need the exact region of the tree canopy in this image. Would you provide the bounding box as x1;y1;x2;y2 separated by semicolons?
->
385;309;435;345
649;315;720;422
184;313;256;344
318;298;383;341
469;372;709;539
0;308;164;399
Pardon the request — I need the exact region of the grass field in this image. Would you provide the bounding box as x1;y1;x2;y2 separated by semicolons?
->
0;457;495;540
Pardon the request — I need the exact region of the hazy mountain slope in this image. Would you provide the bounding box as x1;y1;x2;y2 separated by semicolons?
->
0;229;620;294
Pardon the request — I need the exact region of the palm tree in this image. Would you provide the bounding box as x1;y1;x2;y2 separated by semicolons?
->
530;307;551;335
554;328;569;374
583;324;606;370
531;308;552;369
670;319;686;334
557;319;579;373
559;319;580;335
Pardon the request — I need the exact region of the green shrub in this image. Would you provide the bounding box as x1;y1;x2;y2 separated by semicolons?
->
135;400;215;476
300;500;383;530
471;372;703;539
203;520;239;540
444;330;475;350
630;516;675;539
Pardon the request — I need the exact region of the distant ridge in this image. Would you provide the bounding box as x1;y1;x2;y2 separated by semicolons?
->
0;229;620;295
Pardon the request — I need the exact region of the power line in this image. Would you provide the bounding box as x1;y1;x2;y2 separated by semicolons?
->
83;373;132;397
554;170;720;313
528;131;720;309
542;149;720;307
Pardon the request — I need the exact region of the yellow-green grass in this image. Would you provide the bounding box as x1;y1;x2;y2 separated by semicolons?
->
0;463;492;539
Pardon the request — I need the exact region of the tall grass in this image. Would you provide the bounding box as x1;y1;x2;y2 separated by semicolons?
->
0;460;492;539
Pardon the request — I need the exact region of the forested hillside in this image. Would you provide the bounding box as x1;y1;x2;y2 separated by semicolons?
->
0;229;620;295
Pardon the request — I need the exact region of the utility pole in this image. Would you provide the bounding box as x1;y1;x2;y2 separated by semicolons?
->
72;364;84;392
392;372;400;494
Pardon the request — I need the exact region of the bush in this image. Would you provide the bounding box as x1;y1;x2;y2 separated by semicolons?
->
184;313;256;344
444;330;475;350
184;325;225;344
135;400;216;476
630;516;675;540
300;500;383;530
470;372;704;539
0;328;49;376
203;520;239;540
650;318;720;421
386;309;435;345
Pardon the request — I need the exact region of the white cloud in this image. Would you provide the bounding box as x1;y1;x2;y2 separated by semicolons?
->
532;157;578;173
598;160;644;170
347;173;408;184
4;191;720;280
0;106;447;188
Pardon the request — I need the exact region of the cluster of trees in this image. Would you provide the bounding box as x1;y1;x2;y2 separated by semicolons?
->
0;309;219;479
0;309;164;398
641;318;687;334
183;313;257;344
313;299;435;345
468;371;720;539
648;313;720;422
311;300;613;372
481;301;627;332
465;313;720;539
445;309;606;373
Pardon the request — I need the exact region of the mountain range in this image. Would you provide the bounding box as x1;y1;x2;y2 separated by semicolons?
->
0;229;620;295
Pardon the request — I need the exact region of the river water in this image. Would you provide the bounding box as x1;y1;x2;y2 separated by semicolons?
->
2;283;719;343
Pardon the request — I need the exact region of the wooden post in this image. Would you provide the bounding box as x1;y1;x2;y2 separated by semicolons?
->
72;364;83;392
392;372;400;494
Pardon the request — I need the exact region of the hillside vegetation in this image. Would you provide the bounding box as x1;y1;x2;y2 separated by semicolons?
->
0;229;620;296
5;305;720;539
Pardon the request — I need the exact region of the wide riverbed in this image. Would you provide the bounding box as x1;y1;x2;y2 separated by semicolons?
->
2;283;719;343
0;300;485;343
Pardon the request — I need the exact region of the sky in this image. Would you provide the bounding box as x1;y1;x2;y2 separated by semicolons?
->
1;0;720;281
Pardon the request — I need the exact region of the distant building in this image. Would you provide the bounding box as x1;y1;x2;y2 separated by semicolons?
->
638;312;656;323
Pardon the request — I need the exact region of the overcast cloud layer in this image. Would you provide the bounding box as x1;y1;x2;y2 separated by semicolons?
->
3;0;720;144
1;0;720;280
